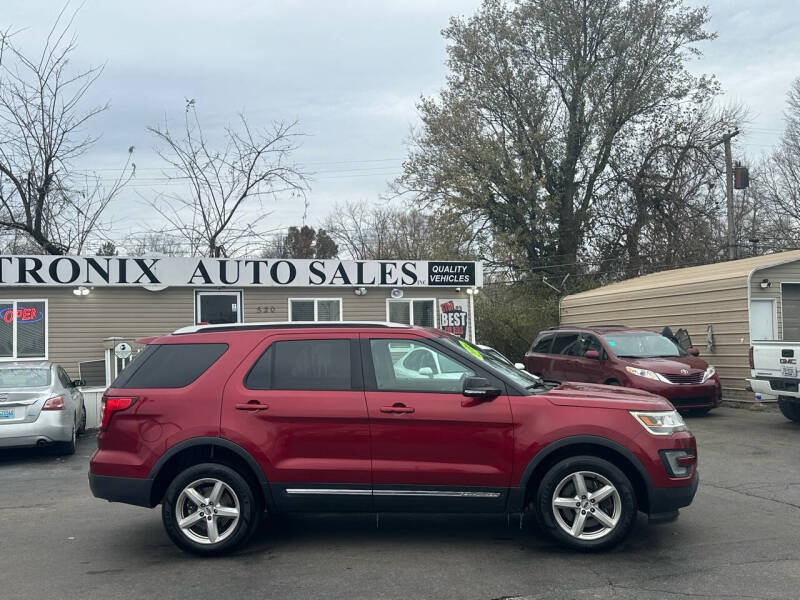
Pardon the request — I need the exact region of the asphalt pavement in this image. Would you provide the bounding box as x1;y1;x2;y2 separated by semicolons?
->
1;406;799;600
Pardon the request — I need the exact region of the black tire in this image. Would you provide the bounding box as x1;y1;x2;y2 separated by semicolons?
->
533;456;637;552
77;403;87;434
778;397;800;424
162;463;259;556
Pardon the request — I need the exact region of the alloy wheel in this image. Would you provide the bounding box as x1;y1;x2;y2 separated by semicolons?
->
551;470;621;540
175;478;241;545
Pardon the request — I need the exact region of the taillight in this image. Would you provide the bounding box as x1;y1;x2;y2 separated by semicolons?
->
100;396;136;430
42;396;65;410
748;346;754;369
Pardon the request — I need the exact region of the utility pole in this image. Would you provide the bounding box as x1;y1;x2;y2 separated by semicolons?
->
710;129;740;260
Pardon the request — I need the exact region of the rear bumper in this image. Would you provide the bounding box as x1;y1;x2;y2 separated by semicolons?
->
89;473;154;508
748;377;800;398
648;472;699;515
0;412;73;448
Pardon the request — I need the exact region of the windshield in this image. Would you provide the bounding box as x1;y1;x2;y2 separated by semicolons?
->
441;336;542;389
0;366;51;388
602;332;686;358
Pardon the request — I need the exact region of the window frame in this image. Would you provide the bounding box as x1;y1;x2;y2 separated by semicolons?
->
385;298;438;328
287;298;343;322
194;290;244;325
0;298;49;362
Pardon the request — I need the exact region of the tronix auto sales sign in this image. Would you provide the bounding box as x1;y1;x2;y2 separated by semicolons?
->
0;256;482;288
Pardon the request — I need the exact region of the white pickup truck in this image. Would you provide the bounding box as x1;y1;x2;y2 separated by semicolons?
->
748;341;800;423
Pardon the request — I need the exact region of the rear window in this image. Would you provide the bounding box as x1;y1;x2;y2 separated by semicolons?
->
0;367;51;388
112;343;228;389
245;339;352;391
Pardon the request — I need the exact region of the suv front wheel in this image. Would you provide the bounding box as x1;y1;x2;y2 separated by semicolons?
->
534;456;637;551
162;463;259;556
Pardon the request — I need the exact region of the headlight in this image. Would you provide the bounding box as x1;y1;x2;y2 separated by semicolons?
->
625;366;669;383
630;410;688;435
701;365;716;383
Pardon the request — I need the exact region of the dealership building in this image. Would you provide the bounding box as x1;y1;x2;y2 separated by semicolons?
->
0;255;482;387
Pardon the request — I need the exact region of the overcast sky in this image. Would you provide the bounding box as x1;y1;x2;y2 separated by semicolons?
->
4;0;799;249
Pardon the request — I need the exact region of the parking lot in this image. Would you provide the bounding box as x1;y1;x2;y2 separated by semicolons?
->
1;406;798;600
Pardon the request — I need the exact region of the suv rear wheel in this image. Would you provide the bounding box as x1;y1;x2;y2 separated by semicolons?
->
534;456;637;551
162;463;259;555
778;396;800;424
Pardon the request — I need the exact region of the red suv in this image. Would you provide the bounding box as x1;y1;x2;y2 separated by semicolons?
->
524;326;721;414
89;322;698;555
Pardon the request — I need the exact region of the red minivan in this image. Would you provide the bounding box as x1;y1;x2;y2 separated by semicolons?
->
90;322;698;555
524;326;721;414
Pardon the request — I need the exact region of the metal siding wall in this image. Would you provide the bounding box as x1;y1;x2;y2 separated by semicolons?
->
751;262;800;341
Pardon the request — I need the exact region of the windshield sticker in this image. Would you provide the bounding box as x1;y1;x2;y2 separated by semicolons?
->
459;340;483;359
608;341;616;346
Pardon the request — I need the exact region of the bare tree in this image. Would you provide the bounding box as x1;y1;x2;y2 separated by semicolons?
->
0;6;134;254
121;230;187;257
324;200;480;260
149;105;307;258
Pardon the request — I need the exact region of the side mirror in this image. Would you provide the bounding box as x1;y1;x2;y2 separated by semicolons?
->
418;366;434;377
71;379;86;388
687;347;700;357
514;362;525;370
462;376;502;399
584;350;600;360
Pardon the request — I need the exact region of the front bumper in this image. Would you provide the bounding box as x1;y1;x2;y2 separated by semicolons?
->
0;411;73;448
89;473;155;508
648;471;699;518
628;378;721;409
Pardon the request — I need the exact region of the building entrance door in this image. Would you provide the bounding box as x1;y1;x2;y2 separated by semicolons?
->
750;299;776;341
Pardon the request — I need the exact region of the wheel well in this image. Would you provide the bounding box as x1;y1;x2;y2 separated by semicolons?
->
523;443;649;513
604;378;620;385
150;444;267;509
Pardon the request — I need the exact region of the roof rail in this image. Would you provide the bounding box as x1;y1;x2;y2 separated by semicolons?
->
172;321;409;335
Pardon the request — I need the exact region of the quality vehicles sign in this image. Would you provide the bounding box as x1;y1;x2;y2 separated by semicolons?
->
0;256;482;288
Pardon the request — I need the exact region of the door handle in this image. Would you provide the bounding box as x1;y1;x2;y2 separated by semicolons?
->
380;403;415;414
235;400;270;411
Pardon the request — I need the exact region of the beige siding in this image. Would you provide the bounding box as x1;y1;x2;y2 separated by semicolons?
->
561;275;751;398
0;286;469;379
751;262;800;340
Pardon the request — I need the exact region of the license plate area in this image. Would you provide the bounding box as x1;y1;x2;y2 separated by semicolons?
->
782;365;797;377
0;407;17;419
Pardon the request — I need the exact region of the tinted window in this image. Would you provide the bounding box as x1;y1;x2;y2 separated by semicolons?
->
369;339;474;393
532;334;554;353
563;334;604;357
551;333;579;354
112;343;228;389
246;339;351;390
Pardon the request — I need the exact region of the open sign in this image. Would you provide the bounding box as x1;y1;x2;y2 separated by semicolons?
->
1;307;43;324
